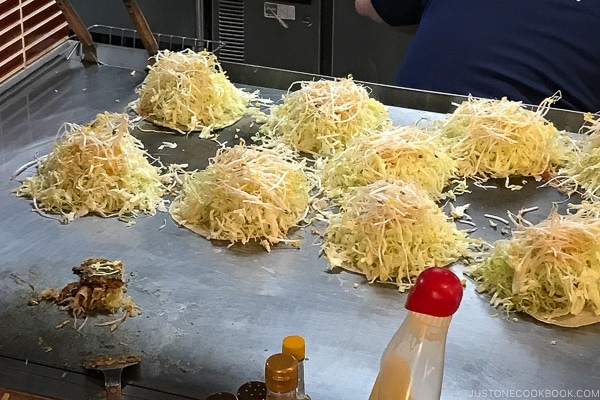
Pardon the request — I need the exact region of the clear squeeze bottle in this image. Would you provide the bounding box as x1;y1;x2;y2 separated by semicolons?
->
282;335;310;400
265;353;298;400
369;267;464;400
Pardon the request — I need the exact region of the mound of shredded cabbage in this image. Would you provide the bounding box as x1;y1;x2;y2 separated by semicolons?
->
137;49;253;136
319;125;459;200
438;95;573;179
468;206;600;321
170;142;311;251
258;77;390;156
556;113;600;202
15;112;165;223
322;180;470;291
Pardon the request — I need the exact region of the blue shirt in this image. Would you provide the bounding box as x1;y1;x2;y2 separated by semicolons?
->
370;0;600;112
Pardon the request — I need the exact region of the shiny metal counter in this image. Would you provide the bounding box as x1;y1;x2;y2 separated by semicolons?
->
0;44;598;400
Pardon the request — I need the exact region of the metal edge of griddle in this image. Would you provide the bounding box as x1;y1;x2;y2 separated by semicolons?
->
0;356;198;400
221;60;587;133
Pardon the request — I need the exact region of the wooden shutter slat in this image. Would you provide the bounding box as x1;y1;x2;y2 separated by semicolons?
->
21;0;54;21
0;8;21;35
25;20;68;53
23;10;63;36
25;23;68;65
0;45;24;69
0;0;20;20
0;0;67;83
0;25;23;53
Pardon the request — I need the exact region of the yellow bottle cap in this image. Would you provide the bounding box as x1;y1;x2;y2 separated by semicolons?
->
282;335;306;361
265;353;298;393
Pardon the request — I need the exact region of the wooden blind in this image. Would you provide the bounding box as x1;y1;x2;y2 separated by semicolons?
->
0;0;68;83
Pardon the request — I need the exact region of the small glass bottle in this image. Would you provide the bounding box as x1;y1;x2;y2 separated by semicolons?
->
282;335;310;400
265;353;298;400
369;267;464;400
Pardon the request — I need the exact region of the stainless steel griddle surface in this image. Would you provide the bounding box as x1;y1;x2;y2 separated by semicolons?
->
0;47;599;400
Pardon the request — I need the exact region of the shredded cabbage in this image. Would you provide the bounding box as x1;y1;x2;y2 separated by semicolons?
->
322;180;470;291
319;125;459;200
556;113;600;201
170;142;311;251
438;95;573;179
137;49;253;136
15;112;165;223
258;77;391;156
468;206;600;319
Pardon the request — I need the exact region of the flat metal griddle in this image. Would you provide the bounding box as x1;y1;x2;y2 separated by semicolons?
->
131;114;260;172
0;43;598;400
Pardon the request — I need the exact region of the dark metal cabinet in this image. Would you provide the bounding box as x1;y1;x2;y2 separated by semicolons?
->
213;0;413;84
213;0;322;74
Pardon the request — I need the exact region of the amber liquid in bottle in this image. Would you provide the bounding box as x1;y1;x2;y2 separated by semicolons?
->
368;355;413;400
265;353;298;400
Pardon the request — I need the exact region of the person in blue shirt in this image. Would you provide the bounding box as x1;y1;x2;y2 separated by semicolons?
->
355;0;600;112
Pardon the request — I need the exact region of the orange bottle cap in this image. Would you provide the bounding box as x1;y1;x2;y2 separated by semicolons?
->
282;335;306;361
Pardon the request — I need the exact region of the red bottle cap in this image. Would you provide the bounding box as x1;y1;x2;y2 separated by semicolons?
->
405;267;463;317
